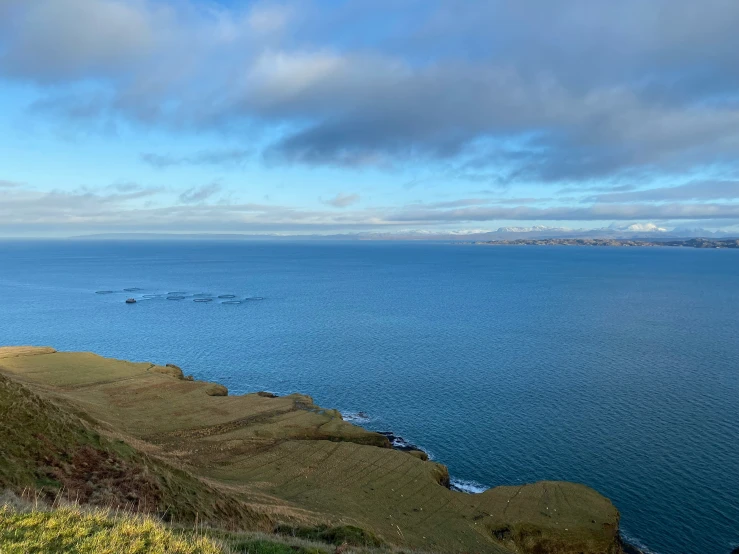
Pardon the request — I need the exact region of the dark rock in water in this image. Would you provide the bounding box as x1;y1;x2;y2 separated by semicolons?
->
125;298;136;304
730;547;739;554
378;431;421;452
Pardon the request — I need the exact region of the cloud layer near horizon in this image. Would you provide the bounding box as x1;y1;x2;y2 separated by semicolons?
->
2;180;739;235
1;0;739;234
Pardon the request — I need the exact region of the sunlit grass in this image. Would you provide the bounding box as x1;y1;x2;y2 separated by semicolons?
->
0;505;224;554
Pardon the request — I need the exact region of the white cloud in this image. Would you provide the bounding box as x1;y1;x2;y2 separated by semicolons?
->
0;0;157;81
323;193;360;208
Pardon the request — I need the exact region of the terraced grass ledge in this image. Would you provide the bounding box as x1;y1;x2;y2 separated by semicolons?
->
0;346;626;553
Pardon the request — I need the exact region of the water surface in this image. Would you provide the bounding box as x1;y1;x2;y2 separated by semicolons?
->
0;240;737;554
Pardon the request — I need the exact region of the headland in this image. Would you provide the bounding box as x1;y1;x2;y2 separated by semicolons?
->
0;346;628;553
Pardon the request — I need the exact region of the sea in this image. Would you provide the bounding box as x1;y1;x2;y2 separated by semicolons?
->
0;239;737;554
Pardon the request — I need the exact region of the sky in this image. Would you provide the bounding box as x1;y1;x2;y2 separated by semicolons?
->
1;0;739;237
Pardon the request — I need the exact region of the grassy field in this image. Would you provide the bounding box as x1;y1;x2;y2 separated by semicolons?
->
0;346;624;553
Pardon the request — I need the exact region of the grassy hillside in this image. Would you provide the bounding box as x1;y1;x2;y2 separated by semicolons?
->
0;370;270;530
0;346;625;553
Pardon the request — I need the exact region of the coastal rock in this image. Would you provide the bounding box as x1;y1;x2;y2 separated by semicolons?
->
407;449;429;461
257;391;278;398
152;364;185;379
204;383;228;396
432;462;451;488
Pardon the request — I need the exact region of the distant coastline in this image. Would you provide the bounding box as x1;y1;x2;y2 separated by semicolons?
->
476;238;739;249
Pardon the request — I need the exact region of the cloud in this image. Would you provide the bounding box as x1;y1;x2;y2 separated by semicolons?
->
178;183;222;204
586;180;739;203
323;193;360;208
405;198;492;209
0;179;23;188
0;0;156;82
246;4;294;35
3;177;738;237
3;0;739;184
141;149;251;168
390;203;739;223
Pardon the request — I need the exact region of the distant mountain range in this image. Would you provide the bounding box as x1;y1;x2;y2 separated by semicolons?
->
73;224;737;242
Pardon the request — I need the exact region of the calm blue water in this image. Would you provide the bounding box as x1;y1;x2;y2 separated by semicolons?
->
0;240;737;554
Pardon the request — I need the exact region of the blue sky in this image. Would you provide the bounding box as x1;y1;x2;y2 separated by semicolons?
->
1;0;739;236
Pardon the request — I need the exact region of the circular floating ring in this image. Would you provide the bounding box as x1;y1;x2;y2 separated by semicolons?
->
95;290;115;294
221;300;243;305
168;291;187;295
193;298;213;303
142;294;163;299
246;296;264;301
167;296;186;300
218;294;237;299
123;288;142;292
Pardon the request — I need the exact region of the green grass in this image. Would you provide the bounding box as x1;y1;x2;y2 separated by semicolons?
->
0;505;223;554
227;538;324;554
274;524;384;548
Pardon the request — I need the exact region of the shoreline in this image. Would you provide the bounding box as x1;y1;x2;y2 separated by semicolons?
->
475;238;739;249
342;410;649;553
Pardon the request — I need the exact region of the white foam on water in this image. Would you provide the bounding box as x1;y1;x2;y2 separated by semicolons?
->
620;531;660;554
449;477;489;494
341;411;372;424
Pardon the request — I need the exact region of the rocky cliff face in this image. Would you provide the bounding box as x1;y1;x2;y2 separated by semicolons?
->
0;346;624;553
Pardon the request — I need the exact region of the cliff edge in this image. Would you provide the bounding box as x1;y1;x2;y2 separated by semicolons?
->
0;346;624;553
